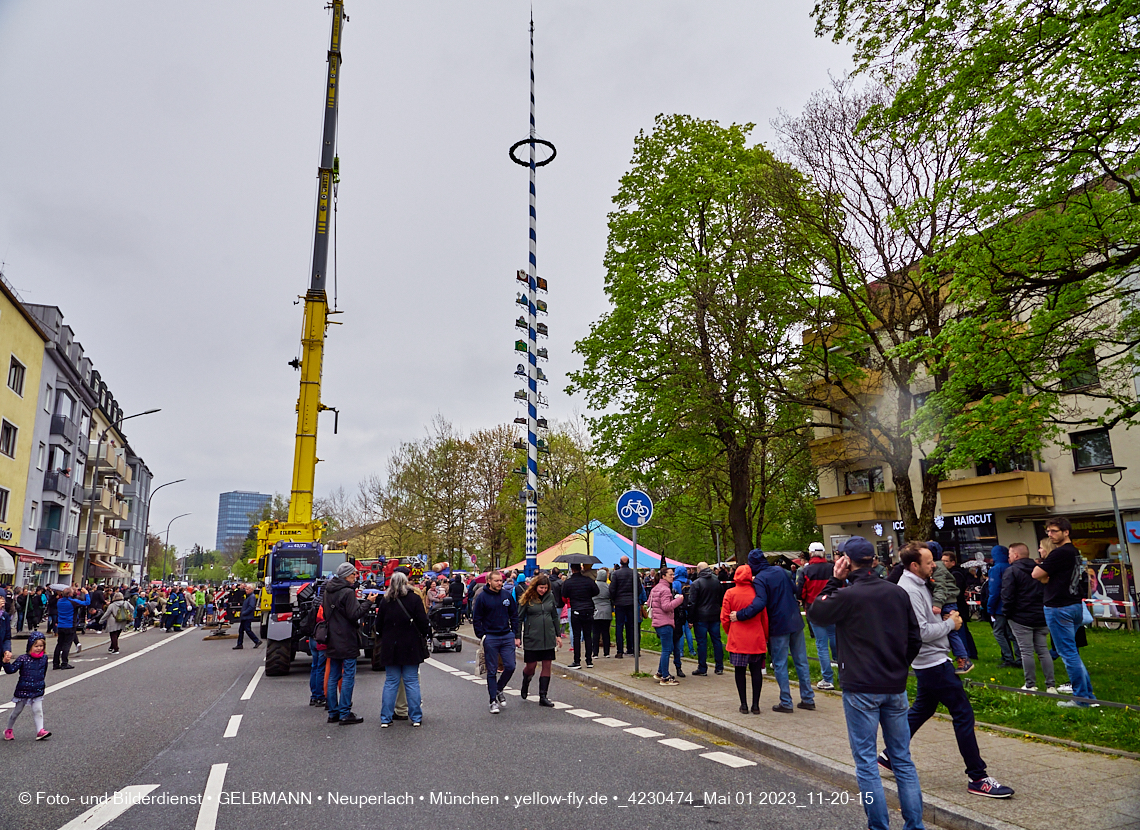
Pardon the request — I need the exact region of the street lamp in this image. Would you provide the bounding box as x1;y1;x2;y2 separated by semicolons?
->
81;408;160;584
163;513;191;584
141;479;186;582
1098;466;1132;630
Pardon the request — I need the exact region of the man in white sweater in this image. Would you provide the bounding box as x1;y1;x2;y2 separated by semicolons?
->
882;542;1014;800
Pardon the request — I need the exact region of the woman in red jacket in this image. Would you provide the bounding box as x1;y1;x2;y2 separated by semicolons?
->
721;564;770;714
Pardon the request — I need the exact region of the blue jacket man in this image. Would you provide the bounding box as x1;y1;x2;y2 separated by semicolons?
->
986;545;1019;667
53;590;89;670
732;549;815;712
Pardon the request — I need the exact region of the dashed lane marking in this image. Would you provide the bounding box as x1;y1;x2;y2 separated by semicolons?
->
701;751;757;768
658;737;705;751
566;708;601;718
222;714;242;738
593;717;630;727
57;785;159;830
624;726;664;738
504;688;522;696
239;666;264;701
194;763;228;830
550;701;573;709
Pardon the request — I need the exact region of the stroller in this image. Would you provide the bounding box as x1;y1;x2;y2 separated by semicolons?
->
428;598;462;653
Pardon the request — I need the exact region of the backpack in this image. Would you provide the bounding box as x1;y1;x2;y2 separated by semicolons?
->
113;602;133;623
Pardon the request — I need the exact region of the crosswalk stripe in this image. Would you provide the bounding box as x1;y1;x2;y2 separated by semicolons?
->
700;751;756;768
593;717;630;727
624;726;664;738
566;708;601;718
658;737;704;751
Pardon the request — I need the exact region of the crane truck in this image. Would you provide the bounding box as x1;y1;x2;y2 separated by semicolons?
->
254;1;349;677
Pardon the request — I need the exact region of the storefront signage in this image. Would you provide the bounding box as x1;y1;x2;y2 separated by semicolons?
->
58;562;73;575
1125;521;1140;545
890;513;995;533
17;553;44;564
0;527;12;541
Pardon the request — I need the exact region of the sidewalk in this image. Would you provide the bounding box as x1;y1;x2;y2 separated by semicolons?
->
462;630;1140;830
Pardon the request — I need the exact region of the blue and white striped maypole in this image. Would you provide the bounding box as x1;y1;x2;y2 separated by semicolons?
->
509;11;556;578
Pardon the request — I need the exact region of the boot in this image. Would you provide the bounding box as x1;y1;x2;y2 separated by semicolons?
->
538;676;555;707
521;674;532;699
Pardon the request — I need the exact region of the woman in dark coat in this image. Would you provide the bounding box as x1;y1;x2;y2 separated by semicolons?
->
374;571;430;727
517;574;562;707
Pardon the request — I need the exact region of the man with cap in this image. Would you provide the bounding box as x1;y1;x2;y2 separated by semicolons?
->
729;548;816;713
322;562;374;725
688;562;724;675
808;536;925;830
797;542;839;690
233;584;262;649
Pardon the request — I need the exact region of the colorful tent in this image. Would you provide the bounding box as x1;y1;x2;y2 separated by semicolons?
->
505;521;690;572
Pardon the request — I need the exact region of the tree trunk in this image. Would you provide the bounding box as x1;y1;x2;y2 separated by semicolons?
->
726;443;754;563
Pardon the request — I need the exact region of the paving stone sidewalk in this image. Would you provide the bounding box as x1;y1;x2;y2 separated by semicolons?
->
549;645;1140;830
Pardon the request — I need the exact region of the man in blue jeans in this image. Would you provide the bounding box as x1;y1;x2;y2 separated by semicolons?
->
730;549;815;713
688;563;724;675
797;542;838;689
322;563;374;726
472;570;520;714
1034;517;1096;707
808;536;925;830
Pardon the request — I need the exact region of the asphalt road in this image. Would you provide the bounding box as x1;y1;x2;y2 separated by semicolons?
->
2;627;884;830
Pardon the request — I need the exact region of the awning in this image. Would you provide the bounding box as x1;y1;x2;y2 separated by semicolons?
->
91;555;131;579
0;550;13;575
0;545;39;568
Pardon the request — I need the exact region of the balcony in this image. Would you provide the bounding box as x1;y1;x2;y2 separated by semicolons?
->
49;414;80;444
36;528;64;552
66;536;78;556
809;429;888;466
809;370;884;403
814;491;898;526
78;532;111;554
43;470;71;498
938;471;1055;513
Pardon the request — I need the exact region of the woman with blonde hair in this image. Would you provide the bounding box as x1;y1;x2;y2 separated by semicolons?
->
517;574;562;706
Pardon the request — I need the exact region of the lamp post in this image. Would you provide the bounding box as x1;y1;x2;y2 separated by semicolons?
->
81;408;160;585
141;479;185;582
163;513;191;584
1098;467;1132;630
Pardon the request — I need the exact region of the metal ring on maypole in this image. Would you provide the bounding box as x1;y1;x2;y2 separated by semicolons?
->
509;138;557;167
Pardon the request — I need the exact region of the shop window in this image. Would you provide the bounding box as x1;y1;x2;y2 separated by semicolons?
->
1071;428;1114;471
1060;344;1100;391
845;467;884;495
0;420;17;458
7;356;25;396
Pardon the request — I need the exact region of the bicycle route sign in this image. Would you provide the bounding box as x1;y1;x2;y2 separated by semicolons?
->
616;489;653;528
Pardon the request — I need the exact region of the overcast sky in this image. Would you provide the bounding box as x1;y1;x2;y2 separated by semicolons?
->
0;1;850;553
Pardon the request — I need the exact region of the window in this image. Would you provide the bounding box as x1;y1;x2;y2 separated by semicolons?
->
7;356;25;396
44;385;52;413
976;451;1034;477
47;446;69;472
0;487;8;522
54;390;76;421
30;502;37;529
1060;344;1100;391
37;442;45;471
1071;429;1114;471
845;467;885;494
0;420;16;458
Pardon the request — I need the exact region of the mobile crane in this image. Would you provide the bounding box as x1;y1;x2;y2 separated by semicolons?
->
255;1;349;676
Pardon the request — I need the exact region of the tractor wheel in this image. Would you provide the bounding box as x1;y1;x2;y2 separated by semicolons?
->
264;640;292;676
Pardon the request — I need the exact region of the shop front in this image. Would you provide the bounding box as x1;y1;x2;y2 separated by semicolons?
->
872;511;1000;563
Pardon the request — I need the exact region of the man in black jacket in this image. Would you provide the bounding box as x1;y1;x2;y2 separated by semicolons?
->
561;564;599;669
688;562;724;675
1001;543;1057;693
808;537;925;830
322;563;374;726
233;584;262;650
609;557;636;658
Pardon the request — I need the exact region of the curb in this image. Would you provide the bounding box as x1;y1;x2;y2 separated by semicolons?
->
460;633;1024;830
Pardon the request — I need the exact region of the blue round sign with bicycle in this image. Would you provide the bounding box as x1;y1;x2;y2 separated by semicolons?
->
616;489;653;528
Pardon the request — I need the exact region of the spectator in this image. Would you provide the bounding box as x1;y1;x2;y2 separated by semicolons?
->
888;542;1014;799
100;592;133;654
1001;542;1056;693
471;570;520;715
609;556;637;658
797;542;838;690
648;568;683;686
929;543;971;674
731;549;816;714
375;571;430;728
591;569;613;660
689;562;725;676
942;550;980;662
807;536;925;830
561;563;599;669
3;631;50;741
517;573;561;706
672;566;695;659
721;564;770;713
986;546;1020;668
323;563;373;725
232;585;262;650
14;587;28;633
53;587;89;671
1033;517;1096;706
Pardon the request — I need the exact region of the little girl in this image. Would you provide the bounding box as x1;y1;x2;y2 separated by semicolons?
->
3;631;50;740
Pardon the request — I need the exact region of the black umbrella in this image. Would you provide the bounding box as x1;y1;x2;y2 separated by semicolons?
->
553;553;602;566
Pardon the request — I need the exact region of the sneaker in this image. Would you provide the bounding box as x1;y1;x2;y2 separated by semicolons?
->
339;713;364;726
567;663;582;670
309;698;322;706
1057;700;1086;708
1046;686;1058;695
797;701;816;711
58;664;75;670
1057;683;1073;694
411;721;422;728
36;730;51;740
327;714;340;723
489;701;501;714
659;676;679;686
877;751;892;772
3;729;12;741
1019;684;1037;692
772;704;794;714
615;653;624;659
691;670;708;676
653;672;662;680
955;658;974;675
585;662;594;669
380;721;390;728
814;680;835;690
714;668;724;675
968;777;1015;798
496;692;507;708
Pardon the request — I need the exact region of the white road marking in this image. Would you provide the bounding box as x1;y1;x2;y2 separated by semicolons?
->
659;737;704;751
624;726;664;738
425;658;460;672
239;666;264;701
195;763;228;830
504;688;522;696
40;628;197;700
550;701;573;710
222;714;242;738
593;717;630;727
701;751;756;768
566;708;601;718
57;785;159;830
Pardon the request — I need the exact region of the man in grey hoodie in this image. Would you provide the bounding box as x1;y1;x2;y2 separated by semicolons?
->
886;542;1014;799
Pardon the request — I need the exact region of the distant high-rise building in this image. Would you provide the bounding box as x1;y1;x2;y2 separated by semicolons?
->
216;491;271;552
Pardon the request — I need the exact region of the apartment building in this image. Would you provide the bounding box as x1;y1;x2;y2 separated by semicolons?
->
0;278;48;582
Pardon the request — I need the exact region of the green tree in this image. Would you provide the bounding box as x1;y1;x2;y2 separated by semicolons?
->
569;114;815;562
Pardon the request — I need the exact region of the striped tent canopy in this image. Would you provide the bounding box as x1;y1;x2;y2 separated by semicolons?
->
505;520;690;572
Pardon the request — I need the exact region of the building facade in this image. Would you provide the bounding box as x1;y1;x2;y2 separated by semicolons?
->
121;450;153;581
216;491;271;552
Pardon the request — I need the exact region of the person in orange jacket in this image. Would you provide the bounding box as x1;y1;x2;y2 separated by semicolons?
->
721;564;771;714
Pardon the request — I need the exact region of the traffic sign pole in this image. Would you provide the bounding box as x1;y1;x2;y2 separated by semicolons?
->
632;525;639;673
616;489;653;675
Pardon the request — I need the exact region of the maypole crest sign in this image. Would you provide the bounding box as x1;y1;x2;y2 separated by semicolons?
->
617;490;653;528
